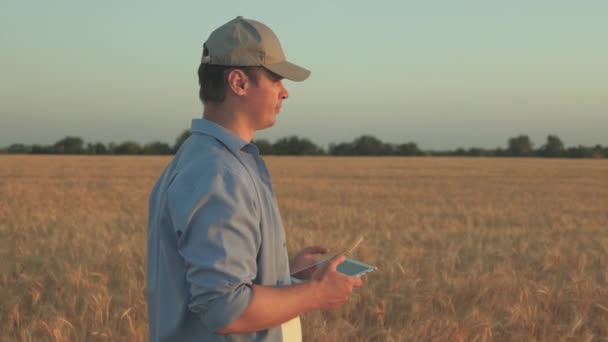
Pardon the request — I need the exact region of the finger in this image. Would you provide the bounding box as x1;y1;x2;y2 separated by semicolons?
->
352;277;363;287
303;246;330;255
327;255;346;271
310;266;322;279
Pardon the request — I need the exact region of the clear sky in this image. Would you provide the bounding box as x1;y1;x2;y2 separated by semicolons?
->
1;0;606;150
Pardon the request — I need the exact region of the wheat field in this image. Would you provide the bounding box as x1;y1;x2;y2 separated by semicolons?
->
1;155;607;341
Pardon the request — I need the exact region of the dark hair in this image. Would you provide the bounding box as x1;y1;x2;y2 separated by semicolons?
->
197;63;261;104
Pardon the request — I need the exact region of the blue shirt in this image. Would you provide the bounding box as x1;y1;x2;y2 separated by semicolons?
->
147;118;292;341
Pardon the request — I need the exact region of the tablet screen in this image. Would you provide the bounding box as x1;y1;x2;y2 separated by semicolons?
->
337;258;377;277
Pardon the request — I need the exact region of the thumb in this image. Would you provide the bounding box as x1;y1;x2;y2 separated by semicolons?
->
327;255;346;272
304;246;330;255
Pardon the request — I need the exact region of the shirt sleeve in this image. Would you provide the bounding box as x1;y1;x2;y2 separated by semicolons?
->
167;163;261;333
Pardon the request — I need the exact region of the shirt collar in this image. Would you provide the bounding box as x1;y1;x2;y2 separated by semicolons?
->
191;118;250;155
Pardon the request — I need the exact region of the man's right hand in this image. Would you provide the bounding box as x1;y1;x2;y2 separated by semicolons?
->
215;254;364;334
310;255;363;310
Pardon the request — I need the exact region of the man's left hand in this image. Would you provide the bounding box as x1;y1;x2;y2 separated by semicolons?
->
289;246;329;280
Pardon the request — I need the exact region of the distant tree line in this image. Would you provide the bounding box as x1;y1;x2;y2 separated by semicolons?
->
1;132;606;158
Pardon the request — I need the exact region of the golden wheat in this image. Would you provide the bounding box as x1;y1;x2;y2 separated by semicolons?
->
1;155;607;341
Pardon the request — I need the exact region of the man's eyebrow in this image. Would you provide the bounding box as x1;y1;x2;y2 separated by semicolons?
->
266;69;283;81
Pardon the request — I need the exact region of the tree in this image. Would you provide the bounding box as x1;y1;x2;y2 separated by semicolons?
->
352;135;391;155
87;142;108;155
31;145;53;154
114;141;142;154
7;144;30;154
143;142;173;155
252;139;274;155
272;136;324;155
54;136;84;154
329;142;355;156
506;135;534;156
454;148;466;156
395;142;421;156
566;145;590;158
494;147;506;157
174;130;191;153
467;147;488;157
592;144;605;158
538;135;565;157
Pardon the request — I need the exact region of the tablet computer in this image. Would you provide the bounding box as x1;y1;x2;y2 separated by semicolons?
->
337;257;377;277
291;257;377;283
290;236;365;276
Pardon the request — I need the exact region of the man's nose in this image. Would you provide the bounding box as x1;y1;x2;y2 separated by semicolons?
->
280;81;289;100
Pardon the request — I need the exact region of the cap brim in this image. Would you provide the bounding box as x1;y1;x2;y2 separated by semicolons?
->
263;61;311;82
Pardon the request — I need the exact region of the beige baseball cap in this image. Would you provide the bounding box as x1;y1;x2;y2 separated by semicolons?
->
201;16;310;82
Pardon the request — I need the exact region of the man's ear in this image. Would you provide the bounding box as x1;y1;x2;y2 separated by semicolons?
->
227;69;248;96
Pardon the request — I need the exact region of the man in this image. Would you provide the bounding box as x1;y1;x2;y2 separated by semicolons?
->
147;16;363;341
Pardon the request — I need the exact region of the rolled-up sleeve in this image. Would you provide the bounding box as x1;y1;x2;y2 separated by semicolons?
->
167;163;261;332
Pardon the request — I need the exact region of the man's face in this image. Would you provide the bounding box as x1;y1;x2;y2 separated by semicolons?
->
244;68;289;130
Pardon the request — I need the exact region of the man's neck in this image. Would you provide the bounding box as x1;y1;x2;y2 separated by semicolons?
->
203;105;255;142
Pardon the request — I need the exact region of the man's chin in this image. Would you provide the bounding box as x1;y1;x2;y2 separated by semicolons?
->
257;119;277;131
